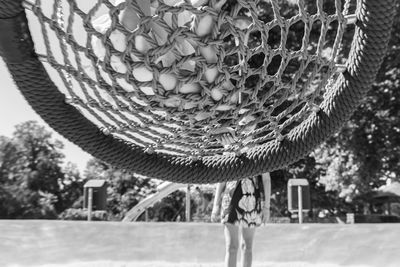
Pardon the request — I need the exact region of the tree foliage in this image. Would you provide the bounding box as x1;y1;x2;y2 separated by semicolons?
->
316;3;400;204
255;2;400;218
0;121;84;218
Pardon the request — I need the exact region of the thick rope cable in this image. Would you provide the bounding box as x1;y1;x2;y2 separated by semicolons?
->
0;0;396;183
25;0;348;157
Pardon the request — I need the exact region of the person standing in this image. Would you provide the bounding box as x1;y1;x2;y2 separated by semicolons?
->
211;133;271;267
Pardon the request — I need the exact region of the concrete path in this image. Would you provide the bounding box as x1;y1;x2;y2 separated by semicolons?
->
1;220;400;267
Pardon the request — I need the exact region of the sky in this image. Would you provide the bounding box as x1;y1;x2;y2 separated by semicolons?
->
0;59;91;173
0;1;107;173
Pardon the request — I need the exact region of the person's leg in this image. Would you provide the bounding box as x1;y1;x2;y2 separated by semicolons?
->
224;223;239;267
240;227;256;267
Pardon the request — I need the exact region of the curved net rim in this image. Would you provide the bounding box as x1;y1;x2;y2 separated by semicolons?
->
0;0;397;183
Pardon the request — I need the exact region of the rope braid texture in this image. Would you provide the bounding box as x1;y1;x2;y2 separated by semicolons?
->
0;0;396;183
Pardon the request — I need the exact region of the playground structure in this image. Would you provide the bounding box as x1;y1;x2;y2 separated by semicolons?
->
122;182;187;222
0;0;396;182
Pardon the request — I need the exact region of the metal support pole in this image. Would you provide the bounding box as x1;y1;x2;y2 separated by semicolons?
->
145;208;149;222
186;184;191;222
298;186;303;224
88;188;93;221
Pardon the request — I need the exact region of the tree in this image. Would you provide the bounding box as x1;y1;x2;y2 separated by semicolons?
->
264;3;400;218
12;121;65;194
0;121;66;218
316;3;400;204
59;162;84;210
0;136;20;183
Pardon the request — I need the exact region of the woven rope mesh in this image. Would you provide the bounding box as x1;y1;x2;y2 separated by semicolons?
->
24;0;356;158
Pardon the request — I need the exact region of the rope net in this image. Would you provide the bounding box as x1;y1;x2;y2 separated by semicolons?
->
23;0;355;159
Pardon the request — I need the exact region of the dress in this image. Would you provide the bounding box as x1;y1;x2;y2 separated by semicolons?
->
220;176;265;228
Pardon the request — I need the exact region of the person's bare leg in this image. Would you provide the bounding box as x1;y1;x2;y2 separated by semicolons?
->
224;223;239;267
240;227;256;267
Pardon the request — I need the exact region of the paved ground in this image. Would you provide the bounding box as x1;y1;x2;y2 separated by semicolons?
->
1;220;400;267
